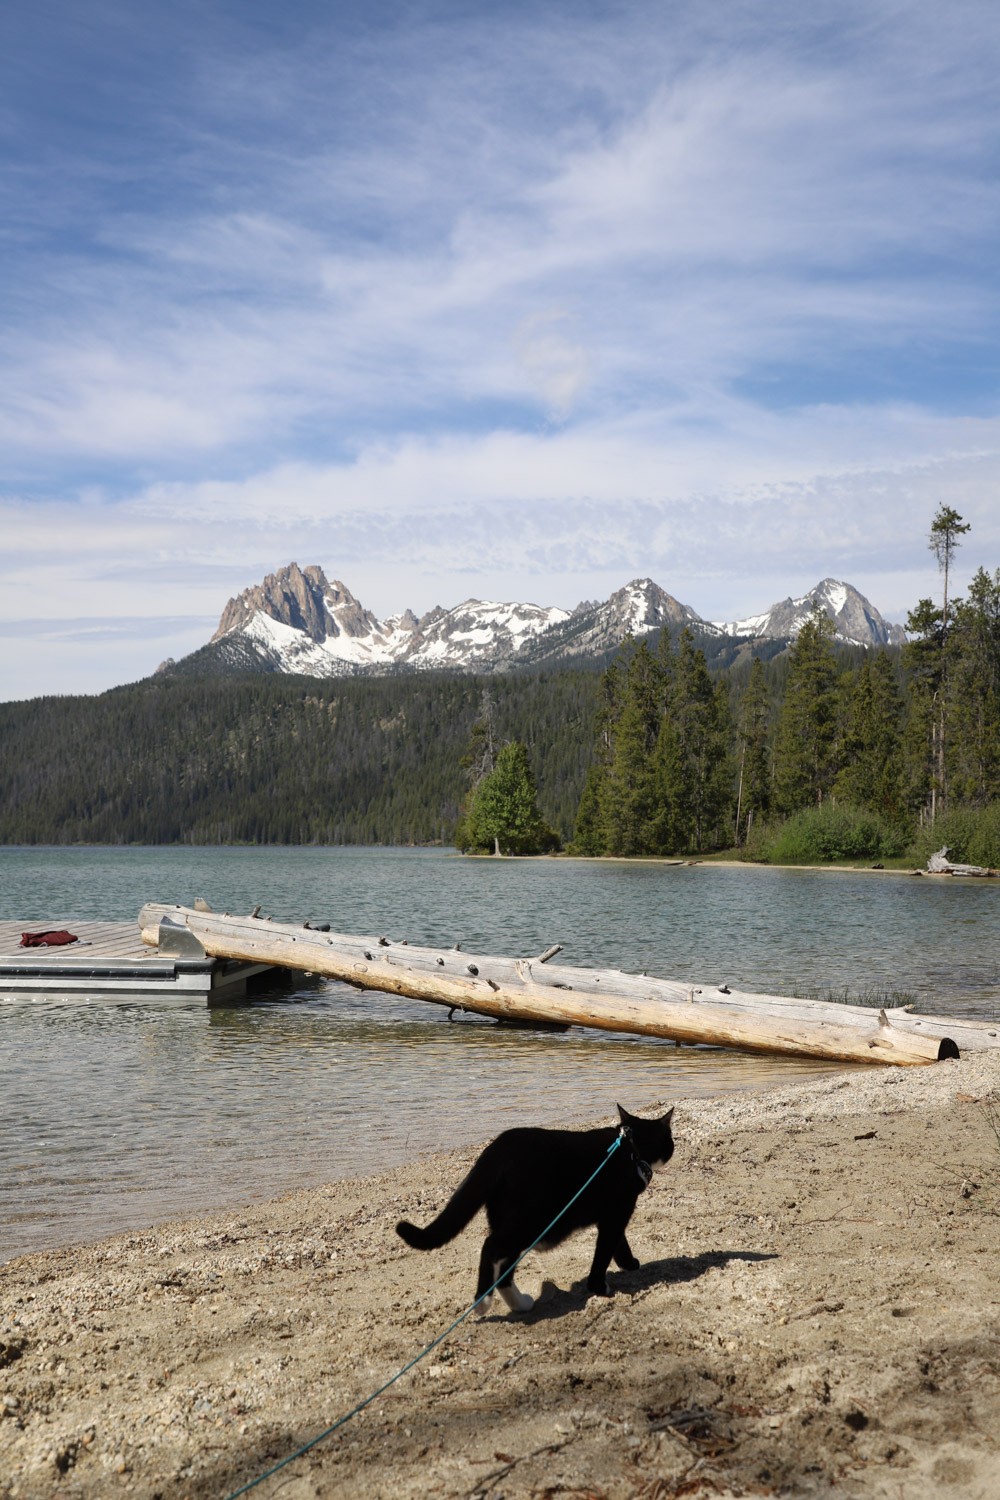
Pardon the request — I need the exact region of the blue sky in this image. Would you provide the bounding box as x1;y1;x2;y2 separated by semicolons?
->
2;0;999;698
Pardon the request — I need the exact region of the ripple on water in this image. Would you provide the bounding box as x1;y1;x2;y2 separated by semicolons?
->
2;846;998;1261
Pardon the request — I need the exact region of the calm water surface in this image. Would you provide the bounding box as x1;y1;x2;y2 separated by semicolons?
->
2;846;998;1262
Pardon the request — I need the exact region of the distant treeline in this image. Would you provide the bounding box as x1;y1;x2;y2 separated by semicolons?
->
0;624;768;847
0;669;600;845
1;559;997;856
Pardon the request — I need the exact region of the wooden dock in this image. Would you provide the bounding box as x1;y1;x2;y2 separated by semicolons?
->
0;920;276;1004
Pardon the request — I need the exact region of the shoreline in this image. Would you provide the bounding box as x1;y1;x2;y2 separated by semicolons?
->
3;1054;999;1498
0;842;960;876
464;851;961;878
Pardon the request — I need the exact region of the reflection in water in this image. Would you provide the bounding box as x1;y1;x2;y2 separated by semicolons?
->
2;845;998;1262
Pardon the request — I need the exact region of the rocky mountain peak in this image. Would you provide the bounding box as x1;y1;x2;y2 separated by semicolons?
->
609;578;704;631
712;577;905;648
213;562;332;644
200;564;906;680
323;578;386;641
388;609;420;633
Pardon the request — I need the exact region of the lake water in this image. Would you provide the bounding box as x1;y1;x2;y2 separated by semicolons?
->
2;846;998;1264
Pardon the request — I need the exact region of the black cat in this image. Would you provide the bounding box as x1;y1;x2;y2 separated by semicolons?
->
395;1105;674;1313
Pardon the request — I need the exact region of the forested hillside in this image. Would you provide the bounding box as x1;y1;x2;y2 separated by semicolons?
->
2;510;996;856
574;552;1000;863
0;669;600;845
0;621;765;847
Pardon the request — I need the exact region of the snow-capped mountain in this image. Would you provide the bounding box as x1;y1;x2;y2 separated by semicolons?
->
208;563;571;675
710;578;906;648
515;579;704;665
212;564;417;673
191;563;905;679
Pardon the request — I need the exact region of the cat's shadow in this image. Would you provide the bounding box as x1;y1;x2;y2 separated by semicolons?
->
491;1249;778;1323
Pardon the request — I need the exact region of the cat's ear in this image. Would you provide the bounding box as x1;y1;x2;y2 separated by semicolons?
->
617;1103;636;1126
661;1106;674;1125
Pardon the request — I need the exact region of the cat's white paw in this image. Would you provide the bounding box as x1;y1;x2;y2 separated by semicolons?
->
475;1292;495;1316
499;1284;534;1313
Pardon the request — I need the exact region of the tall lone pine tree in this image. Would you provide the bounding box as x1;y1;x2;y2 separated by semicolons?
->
457;739;559;856
906;506;972;820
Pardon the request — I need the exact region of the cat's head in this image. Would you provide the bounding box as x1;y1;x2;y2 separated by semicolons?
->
617;1103;675;1168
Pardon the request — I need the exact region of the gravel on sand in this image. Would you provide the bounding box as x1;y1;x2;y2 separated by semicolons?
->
2;1051;999;1499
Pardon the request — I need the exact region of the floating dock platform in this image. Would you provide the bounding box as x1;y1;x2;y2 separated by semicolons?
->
0;920;276;1004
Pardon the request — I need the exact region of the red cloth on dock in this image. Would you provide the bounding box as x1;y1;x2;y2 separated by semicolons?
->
19;930;79;947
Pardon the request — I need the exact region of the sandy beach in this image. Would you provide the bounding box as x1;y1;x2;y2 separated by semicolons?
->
2;1051;999;1500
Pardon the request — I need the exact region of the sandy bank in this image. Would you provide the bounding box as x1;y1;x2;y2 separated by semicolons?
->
2;1053;999;1500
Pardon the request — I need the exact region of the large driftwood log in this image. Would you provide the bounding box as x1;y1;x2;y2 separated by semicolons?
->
927;847;999;877
138;904;987;1066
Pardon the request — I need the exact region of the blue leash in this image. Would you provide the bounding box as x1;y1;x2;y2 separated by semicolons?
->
223;1131;625;1499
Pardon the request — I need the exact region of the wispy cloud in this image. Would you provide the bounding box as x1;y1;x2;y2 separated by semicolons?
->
2;0;999;695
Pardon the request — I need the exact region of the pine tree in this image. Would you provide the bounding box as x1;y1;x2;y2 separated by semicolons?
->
734;655;771;843
572;767;607;856
462;686;498;786
834;652;905;821
572;660;622;854
944;567;1000;806
658;630;733;851
922;505;971;816
929;504;971;629
903;596;945;820
772;611;838;814
463;742;559;855
601;641;669;855
453;688;500;848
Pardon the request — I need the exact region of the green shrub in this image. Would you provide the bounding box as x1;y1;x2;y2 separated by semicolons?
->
968;804;1000;868
739;816;780;862
741;801;908;864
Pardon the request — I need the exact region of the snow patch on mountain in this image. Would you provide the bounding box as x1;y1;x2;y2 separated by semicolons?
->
712;578;905;649
207;564;905;679
402;599;571;667
212;565;572;676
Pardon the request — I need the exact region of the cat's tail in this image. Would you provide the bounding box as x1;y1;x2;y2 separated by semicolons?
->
395;1162;486;1250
